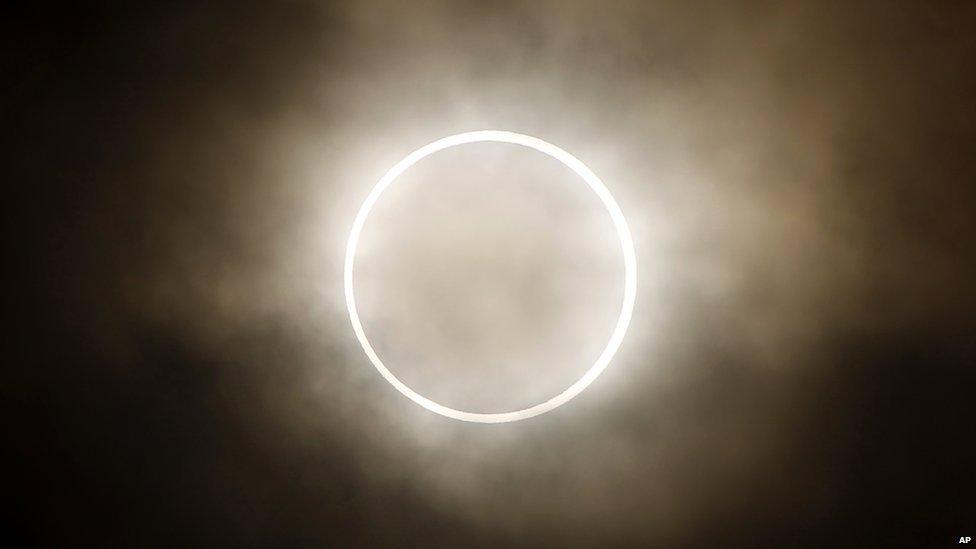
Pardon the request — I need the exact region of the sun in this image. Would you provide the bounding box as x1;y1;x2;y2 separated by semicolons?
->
344;130;637;423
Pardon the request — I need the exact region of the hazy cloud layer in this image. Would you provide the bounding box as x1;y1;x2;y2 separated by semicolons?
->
13;1;976;546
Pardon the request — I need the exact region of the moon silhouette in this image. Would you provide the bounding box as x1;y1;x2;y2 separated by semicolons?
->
344;130;637;423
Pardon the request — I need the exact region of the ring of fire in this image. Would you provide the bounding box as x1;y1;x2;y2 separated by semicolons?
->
344;130;637;423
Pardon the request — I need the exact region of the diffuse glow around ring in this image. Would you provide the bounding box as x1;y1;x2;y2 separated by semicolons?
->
344;130;637;423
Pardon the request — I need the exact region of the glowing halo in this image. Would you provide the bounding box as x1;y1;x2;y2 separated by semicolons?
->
344;130;637;423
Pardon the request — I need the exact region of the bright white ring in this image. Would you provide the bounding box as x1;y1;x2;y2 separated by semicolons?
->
344;130;637;423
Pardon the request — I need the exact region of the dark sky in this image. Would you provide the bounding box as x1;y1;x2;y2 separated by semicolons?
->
9;1;976;546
